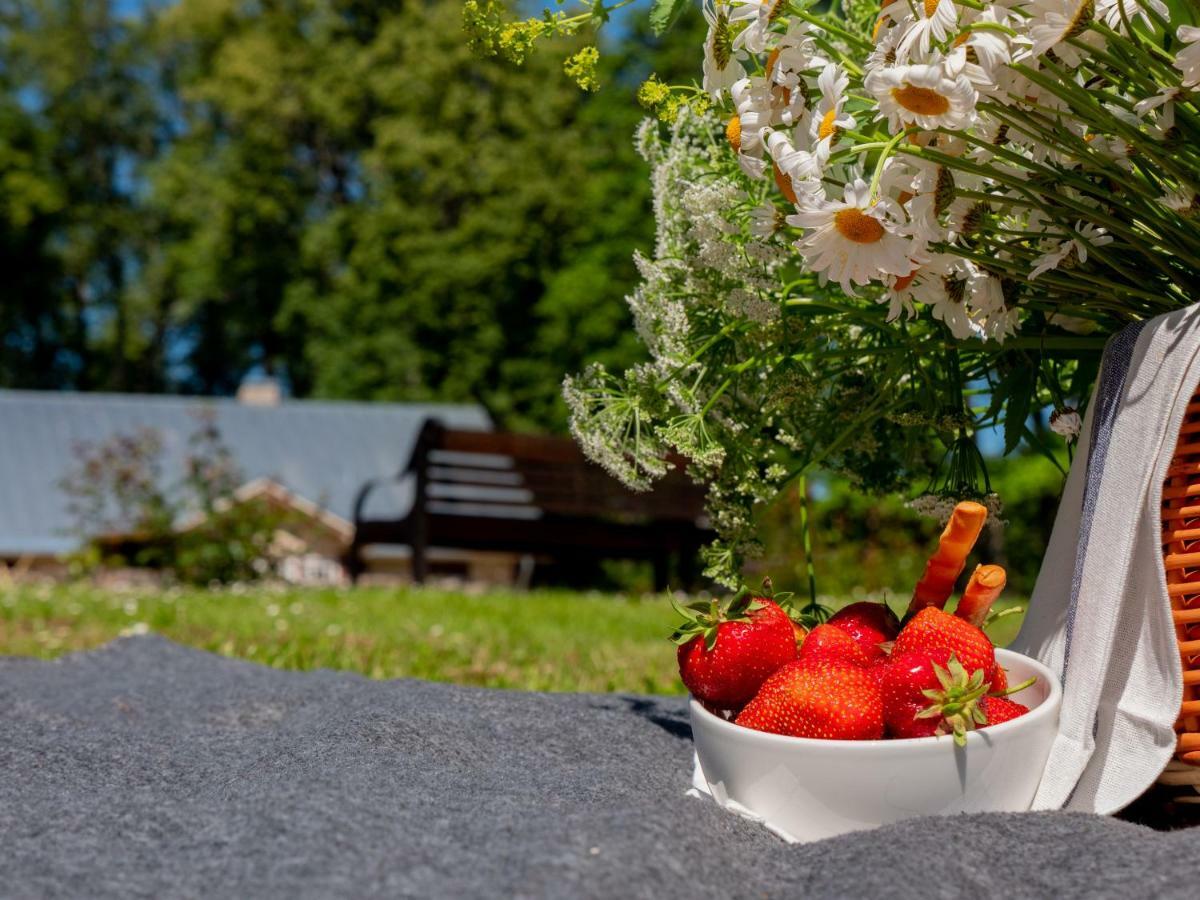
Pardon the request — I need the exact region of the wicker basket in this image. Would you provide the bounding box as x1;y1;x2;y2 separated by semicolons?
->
1158;388;1200;800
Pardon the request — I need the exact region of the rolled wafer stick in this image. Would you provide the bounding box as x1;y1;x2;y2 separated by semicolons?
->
955;564;1007;628
907;501;988;617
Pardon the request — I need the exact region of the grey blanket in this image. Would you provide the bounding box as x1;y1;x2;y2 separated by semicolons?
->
0;636;1195;899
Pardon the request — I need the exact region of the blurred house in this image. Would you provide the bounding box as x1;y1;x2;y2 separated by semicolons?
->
0;386;502;584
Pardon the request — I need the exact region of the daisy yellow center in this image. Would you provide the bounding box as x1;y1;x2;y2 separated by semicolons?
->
818;109;840;141
923;0;939;17
834;208;885;244
893;270;918;292
773;164;798;205
726;115;742;153
1062;0;1095;41
767;0;786;22
891;84;951;117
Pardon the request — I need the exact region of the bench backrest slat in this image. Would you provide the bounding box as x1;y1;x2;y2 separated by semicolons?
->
410;423;706;524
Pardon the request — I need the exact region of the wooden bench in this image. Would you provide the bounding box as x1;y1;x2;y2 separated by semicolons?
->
346;421;713;589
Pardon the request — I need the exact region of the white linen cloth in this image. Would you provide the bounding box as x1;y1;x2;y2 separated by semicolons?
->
1012;304;1200;812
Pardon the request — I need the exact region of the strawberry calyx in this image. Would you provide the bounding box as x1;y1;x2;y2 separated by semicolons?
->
914;654;990;747
669;590;766;651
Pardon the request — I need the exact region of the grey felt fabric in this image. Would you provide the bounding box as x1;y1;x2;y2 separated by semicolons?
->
1;637;1196;899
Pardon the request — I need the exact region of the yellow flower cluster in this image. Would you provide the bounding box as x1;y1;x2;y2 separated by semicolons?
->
564;47;600;92
462;0;568;66
637;75;710;123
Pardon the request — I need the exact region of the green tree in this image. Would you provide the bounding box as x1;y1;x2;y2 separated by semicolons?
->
0;0;703;431
0;0;162;390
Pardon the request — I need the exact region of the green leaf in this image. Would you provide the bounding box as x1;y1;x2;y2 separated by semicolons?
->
1003;358;1037;455
648;0;691;36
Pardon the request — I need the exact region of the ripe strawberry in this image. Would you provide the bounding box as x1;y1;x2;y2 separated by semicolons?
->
866;654;890;686
797;623;871;668
894;607;996;683
674;595;798;710
980;695;1029;727
827;601;900;662
880;648;990;743
991;664;1008;694
735;659;884;740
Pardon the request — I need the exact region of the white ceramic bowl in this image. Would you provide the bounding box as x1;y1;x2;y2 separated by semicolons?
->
690;647;1061;843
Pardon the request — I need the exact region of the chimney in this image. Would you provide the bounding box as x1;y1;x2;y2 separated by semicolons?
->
237;377;283;407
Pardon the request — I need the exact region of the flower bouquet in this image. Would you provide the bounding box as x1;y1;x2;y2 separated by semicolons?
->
469;0;1200;586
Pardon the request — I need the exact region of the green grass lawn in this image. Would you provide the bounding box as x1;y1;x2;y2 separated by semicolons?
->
0;583;1026;694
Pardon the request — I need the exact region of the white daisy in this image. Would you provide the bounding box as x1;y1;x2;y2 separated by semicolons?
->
1049;407;1083;440
807;63;856;154
910;254;979;339
732;77;774;154
766;128;825;186
703;0;748;100
866;62;978;131
1160;187;1198;215
866;22;901;78
765;23;824;125
1046;311;1100;333
729;0;788;54
770;20;826;83
881;263;925;321
978;301;1019;343
1177;25;1200;89
888;0;959;58
786;179;915;294
749;201;786;239
945;9;1012;94
1096;0;1167;31
1023;0;1102;68
969;268;1008;316
1029;221;1112;279
1133;87;1180;121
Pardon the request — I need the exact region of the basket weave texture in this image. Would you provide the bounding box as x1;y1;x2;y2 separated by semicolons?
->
1160;391;1200;794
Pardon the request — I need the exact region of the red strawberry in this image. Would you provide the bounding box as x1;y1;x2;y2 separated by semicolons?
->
735;659;884;740
894;607;996;683
880;648;990;743
827;601;900;662
991;664;1008;694
797;623;871;668
674;595;798;710
866;655;890;689
980;695;1029;727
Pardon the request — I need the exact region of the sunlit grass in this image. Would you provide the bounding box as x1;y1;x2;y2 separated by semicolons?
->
0;583;1026;694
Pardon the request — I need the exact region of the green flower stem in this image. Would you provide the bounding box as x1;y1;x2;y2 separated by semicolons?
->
870;127;914;201
903;143;1193;287
789;7;872;51
798;475;820;619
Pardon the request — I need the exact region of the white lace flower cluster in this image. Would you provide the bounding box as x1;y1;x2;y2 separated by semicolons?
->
698;0;1198;343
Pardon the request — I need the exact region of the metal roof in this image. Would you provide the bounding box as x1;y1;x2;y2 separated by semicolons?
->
0;390;490;556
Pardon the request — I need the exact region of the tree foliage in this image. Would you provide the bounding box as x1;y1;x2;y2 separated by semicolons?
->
0;0;698;429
